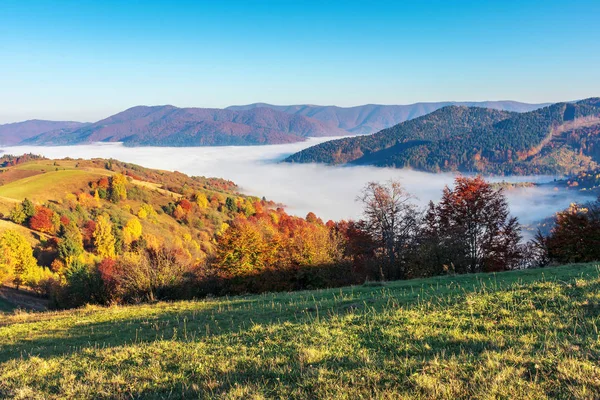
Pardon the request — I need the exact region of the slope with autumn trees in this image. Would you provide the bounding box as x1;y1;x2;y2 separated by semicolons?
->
285;98;600;175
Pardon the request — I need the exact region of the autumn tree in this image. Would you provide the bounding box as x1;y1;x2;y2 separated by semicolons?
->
194;192;209;208
93;214;116;258
0;230;39;289
29;206;56;234
357;180;420;280
108;174;128;203
426;176;521;273
216;217;270;277
123;217;143;247
545;202;600;263
9;203;27;224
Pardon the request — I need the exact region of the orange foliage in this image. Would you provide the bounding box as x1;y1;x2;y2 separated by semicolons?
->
29;206;55;233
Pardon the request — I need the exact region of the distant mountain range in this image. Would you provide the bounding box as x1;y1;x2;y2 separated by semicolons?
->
1;100;547;147
227;101;548;135
284;98;600;175
0;120;87;146
19;106;347;146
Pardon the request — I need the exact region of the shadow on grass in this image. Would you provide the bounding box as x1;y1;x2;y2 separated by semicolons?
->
1;263;598;366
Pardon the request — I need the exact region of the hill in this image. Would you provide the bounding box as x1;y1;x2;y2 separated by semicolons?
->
22;106;347;146
1;263;599;398
285;98;600;175
227;100;548;135
0;120;88;146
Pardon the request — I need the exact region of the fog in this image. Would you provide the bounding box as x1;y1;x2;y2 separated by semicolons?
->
2;139;592;227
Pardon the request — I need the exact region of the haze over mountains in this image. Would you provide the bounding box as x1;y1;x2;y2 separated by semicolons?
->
285;98;600;175
0;120;87;146
1;100;547;147
228;101;548;135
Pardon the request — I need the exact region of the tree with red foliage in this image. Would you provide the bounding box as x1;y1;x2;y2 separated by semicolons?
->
29;206;56;234
426;176;521;273
97;176;110;189
545;202;600;263
178;198;193;213
82;220;97;250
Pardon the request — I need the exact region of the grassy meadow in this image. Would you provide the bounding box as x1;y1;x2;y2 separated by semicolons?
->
1;263;599;399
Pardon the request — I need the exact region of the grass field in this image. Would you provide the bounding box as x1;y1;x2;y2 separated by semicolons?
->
0;169;104;202
1;263;600;399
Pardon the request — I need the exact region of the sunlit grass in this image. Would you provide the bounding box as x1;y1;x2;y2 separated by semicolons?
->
1;263;599;399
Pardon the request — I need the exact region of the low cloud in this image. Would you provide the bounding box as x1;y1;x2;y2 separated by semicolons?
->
3;139;593;227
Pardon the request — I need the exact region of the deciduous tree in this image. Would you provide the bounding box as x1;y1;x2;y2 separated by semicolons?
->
93;214;116;258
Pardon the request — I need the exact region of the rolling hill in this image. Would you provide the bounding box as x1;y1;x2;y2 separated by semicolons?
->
285;98;600;175
1;262;598;398
0;120;88;146
21;106;347;146
228;100;548;135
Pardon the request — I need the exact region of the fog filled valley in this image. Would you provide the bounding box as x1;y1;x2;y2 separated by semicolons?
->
2;138;592;228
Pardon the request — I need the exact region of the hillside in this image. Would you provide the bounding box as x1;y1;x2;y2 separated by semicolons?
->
228;101;547;135
21;106;347;146
1;263;599;399
0;120;88;146
285;98;600;175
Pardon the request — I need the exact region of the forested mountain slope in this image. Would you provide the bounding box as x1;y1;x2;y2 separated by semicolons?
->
285;98;600;175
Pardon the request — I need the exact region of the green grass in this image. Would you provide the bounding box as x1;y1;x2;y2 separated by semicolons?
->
0;170;101;202
1;264;600;399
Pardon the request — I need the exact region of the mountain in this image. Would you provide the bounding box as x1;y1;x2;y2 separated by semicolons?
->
23;106;348;146
0;120;87;146
227;101;548;135
284;98;600;175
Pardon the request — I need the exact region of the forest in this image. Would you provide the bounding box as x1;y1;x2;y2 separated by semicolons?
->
0;153;593;310
285;98;600;175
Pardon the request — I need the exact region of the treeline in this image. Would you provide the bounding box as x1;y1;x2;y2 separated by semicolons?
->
0;166;593;310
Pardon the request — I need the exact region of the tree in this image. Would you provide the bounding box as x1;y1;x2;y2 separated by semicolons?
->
123;217;143;247
194;192;209;209
108;174;128;203
0;230;39;289
29;206;56;233
22;198;35;220
226;197;238;213
428;176;521;273
216;217;268;277
545;202;600;263
357;180;419;280
58;221;85;267
93;214;116;258
9;203;27;225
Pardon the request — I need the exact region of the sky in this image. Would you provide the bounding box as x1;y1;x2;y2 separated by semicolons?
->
1;0;599;123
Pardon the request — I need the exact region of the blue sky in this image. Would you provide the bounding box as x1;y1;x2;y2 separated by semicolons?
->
1;0;599;123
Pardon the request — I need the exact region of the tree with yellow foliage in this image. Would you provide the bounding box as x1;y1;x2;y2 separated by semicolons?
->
93;214;116;258
108;174;128;203
194;192;209;209
123;217;143;247
0;230;40;289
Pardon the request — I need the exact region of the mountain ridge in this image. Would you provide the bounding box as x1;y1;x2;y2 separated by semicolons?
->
284;98;600;175
1;100;548;147
22;106;348;146
227;100;549;135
